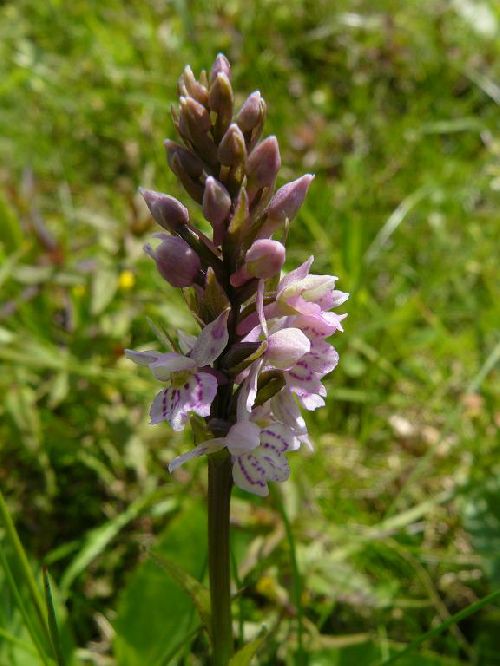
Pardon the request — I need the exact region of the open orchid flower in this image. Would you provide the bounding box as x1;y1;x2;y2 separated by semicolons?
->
126;310;229;431
128;55;348;497
169;351;299;496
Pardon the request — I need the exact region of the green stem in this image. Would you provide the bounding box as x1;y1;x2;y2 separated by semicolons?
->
208;452;233;665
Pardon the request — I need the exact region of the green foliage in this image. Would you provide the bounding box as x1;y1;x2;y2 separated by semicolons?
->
0;0;499;663
113;501;207;664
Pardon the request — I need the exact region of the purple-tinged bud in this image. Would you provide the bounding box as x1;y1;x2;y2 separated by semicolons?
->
178;96;218;166
210;53;231;83
140;188;189;232
246;136;281;190
203;177;231;245
145;235;201;288
230;239;285;287
266;327;310;370
178;65;209;106
265;174;314;223
217;123;247;166
209;72;233;141
164;140;204;179
235;91;265;132
179;96;211;135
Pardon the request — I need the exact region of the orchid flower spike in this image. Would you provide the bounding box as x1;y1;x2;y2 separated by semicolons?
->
127;54;348;496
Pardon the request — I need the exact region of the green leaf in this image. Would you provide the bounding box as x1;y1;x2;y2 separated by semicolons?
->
229;635;267;666
149;551;211;637
113;500;207;666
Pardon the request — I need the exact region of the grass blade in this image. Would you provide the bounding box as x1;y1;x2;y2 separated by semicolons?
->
43;568;66;666
0;489;51;650
378;589;500;665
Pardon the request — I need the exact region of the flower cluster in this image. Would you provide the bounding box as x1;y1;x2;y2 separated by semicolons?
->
127;55;348;496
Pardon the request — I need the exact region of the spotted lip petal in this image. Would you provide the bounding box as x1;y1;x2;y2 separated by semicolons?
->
232;446;290;497
150;371;217;431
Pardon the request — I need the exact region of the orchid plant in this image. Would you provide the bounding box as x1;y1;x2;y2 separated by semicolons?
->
127;54;348;664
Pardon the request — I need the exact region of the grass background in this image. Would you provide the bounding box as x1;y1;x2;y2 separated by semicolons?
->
0;0;499;663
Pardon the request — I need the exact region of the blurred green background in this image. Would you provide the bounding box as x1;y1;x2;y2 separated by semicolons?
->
0;0;499;664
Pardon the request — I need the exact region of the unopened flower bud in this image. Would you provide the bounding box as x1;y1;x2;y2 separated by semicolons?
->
209;72;233;141
246;136;281;190
179;96;211;135
145;235;201;288
265;174;314;222
178;65;208;106
164;140;204;179
235;91;265;132
178;97;218;165
140;188;189;232
203;177;231;245
210;53;231;83
230;239;285;287
266;327;310;370
217;123;247;167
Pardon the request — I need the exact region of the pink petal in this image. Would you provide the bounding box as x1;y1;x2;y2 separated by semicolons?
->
266;327;310;370
303;341;339;375
277;256;314;295
190;310;230;366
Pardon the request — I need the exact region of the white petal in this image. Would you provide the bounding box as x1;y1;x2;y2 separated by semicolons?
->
177;330;197;354
168;438;226;472
256;279;268;337
149;353;196;380
125;349;162;367
232;455;269;497
236;359;262;421
225;421;261;455
260;422;299;452
190;310;230;366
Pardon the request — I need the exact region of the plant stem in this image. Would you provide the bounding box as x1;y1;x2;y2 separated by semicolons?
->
208;452;233;665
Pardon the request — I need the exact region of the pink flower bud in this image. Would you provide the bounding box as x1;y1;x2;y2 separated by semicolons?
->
145;235;201;288
265;174;314;222
140;188;189;232
235;91;265;132
266;327;310;370
247;136;281;190
210;53;231;83
203;177;231;245
217;123;247;166
230;239;285;287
